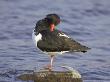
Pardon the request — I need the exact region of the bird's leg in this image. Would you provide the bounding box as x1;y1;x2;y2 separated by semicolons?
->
43;55;54;71
50;55;54;70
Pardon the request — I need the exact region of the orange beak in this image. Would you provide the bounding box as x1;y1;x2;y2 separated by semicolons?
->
50;24;55;32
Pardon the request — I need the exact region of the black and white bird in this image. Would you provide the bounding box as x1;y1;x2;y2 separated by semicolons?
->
32;14;90;71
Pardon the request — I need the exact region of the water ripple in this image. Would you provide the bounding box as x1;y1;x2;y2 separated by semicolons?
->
0;0;110;82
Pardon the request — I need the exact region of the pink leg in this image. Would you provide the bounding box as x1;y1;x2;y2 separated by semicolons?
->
43;55;54;71
50;55;54;69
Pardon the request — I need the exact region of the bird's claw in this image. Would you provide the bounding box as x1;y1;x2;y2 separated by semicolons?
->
43;64;52;71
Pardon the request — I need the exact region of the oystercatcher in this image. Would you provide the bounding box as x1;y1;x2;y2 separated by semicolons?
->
32;14;90;71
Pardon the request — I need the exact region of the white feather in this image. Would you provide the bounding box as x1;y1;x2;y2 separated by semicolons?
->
32;30;42;47
44;51;69;55
59;33;70;38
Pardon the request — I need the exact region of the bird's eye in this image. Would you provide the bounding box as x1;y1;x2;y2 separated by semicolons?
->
57;19;60;23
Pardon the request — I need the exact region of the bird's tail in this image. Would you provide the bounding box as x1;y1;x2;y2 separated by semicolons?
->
70;44;91;53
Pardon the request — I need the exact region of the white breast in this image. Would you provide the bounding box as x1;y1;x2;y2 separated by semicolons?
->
32;30;42;47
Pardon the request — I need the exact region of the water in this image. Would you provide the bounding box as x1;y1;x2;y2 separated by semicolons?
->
0;0;110;82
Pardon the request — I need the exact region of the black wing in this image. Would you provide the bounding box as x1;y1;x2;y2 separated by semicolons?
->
37;30;90;53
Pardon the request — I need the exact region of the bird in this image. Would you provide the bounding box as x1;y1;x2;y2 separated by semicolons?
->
32;14;90;71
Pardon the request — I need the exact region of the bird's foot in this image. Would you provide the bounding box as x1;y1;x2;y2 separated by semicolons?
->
43;64;52;71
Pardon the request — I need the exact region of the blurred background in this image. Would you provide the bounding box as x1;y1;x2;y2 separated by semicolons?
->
0;0;110;82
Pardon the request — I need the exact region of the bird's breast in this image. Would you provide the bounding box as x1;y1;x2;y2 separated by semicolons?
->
32;30;42;47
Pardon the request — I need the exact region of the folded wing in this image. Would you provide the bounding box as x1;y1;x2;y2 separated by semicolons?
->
37;30;90;53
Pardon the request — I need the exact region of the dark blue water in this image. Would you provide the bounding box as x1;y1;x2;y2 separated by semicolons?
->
0;0;110;82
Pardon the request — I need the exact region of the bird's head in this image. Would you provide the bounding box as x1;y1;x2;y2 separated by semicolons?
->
45;14;60;32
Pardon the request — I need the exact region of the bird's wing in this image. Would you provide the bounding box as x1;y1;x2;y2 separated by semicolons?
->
37;30;90;52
